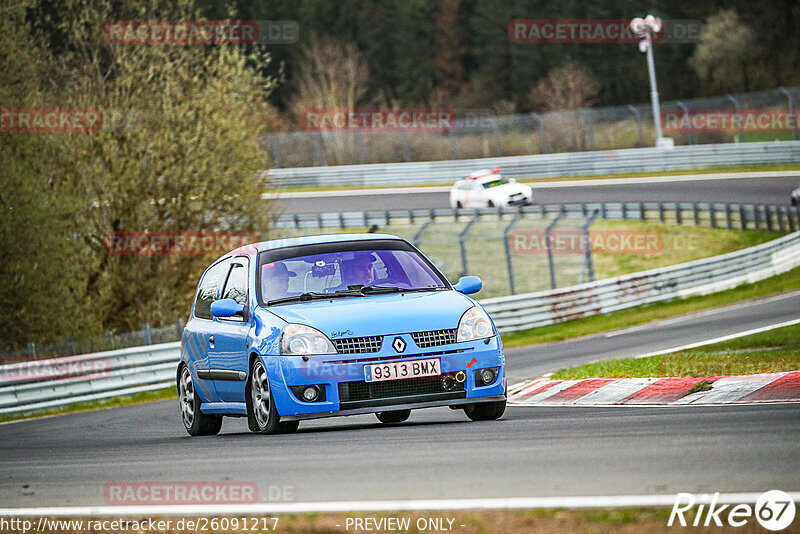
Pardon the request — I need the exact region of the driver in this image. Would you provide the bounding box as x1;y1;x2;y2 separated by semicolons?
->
262;262;297;301
337;252;375;289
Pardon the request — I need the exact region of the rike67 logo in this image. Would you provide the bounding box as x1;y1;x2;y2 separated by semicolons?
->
669;491;796;530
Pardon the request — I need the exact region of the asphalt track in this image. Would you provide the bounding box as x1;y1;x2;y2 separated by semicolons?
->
2;292;799;507
276;175;799;213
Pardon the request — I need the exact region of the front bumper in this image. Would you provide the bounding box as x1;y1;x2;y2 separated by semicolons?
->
262;334;505;418
279;395;506;422
504;195;532;207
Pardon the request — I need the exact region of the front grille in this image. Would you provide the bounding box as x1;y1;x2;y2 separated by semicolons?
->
338;374;465;409
411;329;457;348
332;336;383;354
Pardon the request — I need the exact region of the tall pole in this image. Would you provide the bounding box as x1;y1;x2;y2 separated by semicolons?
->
644;30;663;143
631;15;671;148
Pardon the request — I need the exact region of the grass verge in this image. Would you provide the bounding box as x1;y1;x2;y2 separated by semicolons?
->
0;386;176;424
270;162;800;193
500;265;800;349
550;322;800;380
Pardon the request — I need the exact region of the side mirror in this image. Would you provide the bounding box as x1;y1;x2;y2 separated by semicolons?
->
454;276;482;295
210;298;245;318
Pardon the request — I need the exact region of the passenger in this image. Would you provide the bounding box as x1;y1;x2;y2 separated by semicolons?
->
262;262;297;301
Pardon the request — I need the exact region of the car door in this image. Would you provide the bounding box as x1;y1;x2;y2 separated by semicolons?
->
467;181;485;206
206;256;251;402
184;258;230;402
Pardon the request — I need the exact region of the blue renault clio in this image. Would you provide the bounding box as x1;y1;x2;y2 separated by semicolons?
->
178;233;506;435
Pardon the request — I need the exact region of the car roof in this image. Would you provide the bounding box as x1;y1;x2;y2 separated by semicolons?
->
464;168;502;181
221;233;405;261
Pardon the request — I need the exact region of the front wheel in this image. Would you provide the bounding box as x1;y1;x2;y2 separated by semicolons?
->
246;359;282;434
376;409;411;424
464;399;506;421
277;420;300;433
455;201;463;209
179;366;222;436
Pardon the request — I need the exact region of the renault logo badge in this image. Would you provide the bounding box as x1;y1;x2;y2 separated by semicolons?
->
392;337;406;353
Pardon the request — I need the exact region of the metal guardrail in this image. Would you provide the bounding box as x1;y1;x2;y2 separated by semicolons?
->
2;229;798;416
274;202;800;232
0;342;179;415
481;230;800;332
267;140;800;188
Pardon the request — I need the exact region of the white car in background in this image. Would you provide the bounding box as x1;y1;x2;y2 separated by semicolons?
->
449;168;533;209
792;186;800;206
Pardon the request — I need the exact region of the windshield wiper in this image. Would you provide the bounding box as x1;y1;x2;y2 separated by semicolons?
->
269;286;445;305
359;285;404;294
267;292;333;305
401;287;446;293
358;285;444;294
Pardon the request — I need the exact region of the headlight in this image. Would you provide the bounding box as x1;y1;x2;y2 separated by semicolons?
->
280;324;337;355
457;306;495;342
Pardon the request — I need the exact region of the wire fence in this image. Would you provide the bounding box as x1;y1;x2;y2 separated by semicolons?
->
274;202;799;298
267;87;800;168
0;320;184;362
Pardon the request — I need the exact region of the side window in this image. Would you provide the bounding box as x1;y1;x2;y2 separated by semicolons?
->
194;260;228;320
222;259;249;306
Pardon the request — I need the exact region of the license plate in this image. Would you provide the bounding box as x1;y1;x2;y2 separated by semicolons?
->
364;358;441;382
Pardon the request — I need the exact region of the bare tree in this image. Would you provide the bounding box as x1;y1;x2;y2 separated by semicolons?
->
528;60;600;112
689;10;759;93
289;34;371;164
291;34;370;115
528;60;599;151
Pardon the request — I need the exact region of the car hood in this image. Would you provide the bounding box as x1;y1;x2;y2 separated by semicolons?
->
264;290;475;338
487;183;531;197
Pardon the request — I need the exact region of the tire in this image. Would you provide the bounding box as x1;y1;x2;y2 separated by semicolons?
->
464;399;506;421
179;366;222;436
456;201;463;209
246;359;282;434
376;409;411;424
277;420;300;433
487;200;495;208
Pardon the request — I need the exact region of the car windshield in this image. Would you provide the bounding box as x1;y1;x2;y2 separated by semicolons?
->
259;246;448;304
482;178;508;189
